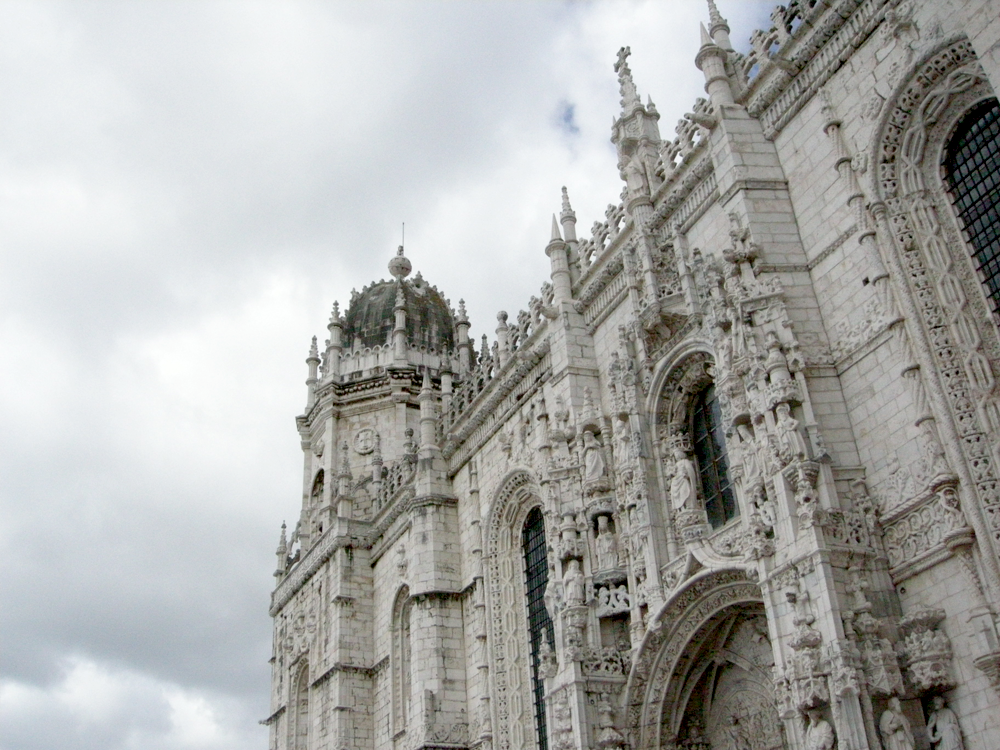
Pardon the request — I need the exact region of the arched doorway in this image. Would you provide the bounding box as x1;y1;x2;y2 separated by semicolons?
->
623;569;783;750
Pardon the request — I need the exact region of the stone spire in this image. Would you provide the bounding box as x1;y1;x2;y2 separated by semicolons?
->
614;46;641;113
305;336;320;407
706;0;732;47
560;186;578;243
274;522;288;580
695;22;734;106
391;246;409;365
325;301;343;378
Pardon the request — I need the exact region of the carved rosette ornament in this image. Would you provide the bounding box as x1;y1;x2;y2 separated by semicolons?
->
897;606;956;694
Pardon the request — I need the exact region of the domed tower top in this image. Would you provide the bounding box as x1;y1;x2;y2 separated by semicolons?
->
341;247;455;355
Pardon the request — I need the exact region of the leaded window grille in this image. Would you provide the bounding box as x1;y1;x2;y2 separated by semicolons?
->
691;385;737;528
944;97;1000;314
522;507;555;750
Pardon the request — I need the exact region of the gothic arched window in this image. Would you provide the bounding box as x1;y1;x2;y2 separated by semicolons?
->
392;586;412;736
522;507;555;750
691;384;737;528
944;97;1000;313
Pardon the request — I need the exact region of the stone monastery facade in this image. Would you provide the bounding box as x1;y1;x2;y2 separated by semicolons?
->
266;2;1000;749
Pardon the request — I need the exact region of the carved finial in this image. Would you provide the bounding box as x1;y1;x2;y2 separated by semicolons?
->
329;301;341;325
340;441;351;477
497;310;508;327
372;433;382;464
276;522;288;555
421;367;432;392
614;46;641;111
307;336;319;361
388;245;412;280
560;186;575;220
457;298;468;323
706;0;728;33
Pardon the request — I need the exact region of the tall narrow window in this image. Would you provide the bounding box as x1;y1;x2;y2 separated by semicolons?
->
522;507;555;750
945;98;1000;313
691;385;737;528
292;663;309;750
392;586;412;736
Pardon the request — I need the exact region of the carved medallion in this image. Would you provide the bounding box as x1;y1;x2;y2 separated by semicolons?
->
354;427;377;455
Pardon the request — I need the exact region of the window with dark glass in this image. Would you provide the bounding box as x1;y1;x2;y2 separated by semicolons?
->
944;97;1000;313
522;507;555;750
691;385;737;528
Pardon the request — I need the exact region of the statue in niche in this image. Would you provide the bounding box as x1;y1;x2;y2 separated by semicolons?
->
583;430;606;483
775;402;809;461
926;696;964;750
880;697;916;750
803;708;835;750
595;515;619;571
621;154;649;197
563;559;585;607
670;446;698;511
736;424;762;482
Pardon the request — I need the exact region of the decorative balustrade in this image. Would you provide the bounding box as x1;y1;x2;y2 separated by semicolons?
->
373;457;416;513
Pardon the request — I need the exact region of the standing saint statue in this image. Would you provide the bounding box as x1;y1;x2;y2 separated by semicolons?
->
880;697;915;750
595;515;619;571
563;559;585;607
582;430;606;483
803;709;835;750
670;447;698;511
926;696;964;750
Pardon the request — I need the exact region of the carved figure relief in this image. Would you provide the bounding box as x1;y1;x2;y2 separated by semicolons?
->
879;697;916;750
670;447;698;512
803;708;834;750
563;559;585;607
926;696;964;750
594;514;620;571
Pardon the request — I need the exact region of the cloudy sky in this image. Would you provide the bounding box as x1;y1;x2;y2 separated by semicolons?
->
0;2;772;748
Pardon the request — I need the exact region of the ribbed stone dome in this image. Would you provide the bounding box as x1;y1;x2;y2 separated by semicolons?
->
342;274;455;353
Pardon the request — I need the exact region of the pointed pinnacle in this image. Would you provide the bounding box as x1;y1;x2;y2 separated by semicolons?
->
550;214;562;241
421;367;432;391
561;186;572;212
700;22;713;48
307;336;319;360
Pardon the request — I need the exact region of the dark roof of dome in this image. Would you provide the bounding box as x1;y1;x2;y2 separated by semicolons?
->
343;275;455;353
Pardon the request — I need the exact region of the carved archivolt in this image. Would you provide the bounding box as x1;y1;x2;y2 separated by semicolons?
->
484;470;544;750
875;38;1000;554
622;568;762;750
655;351;714;437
